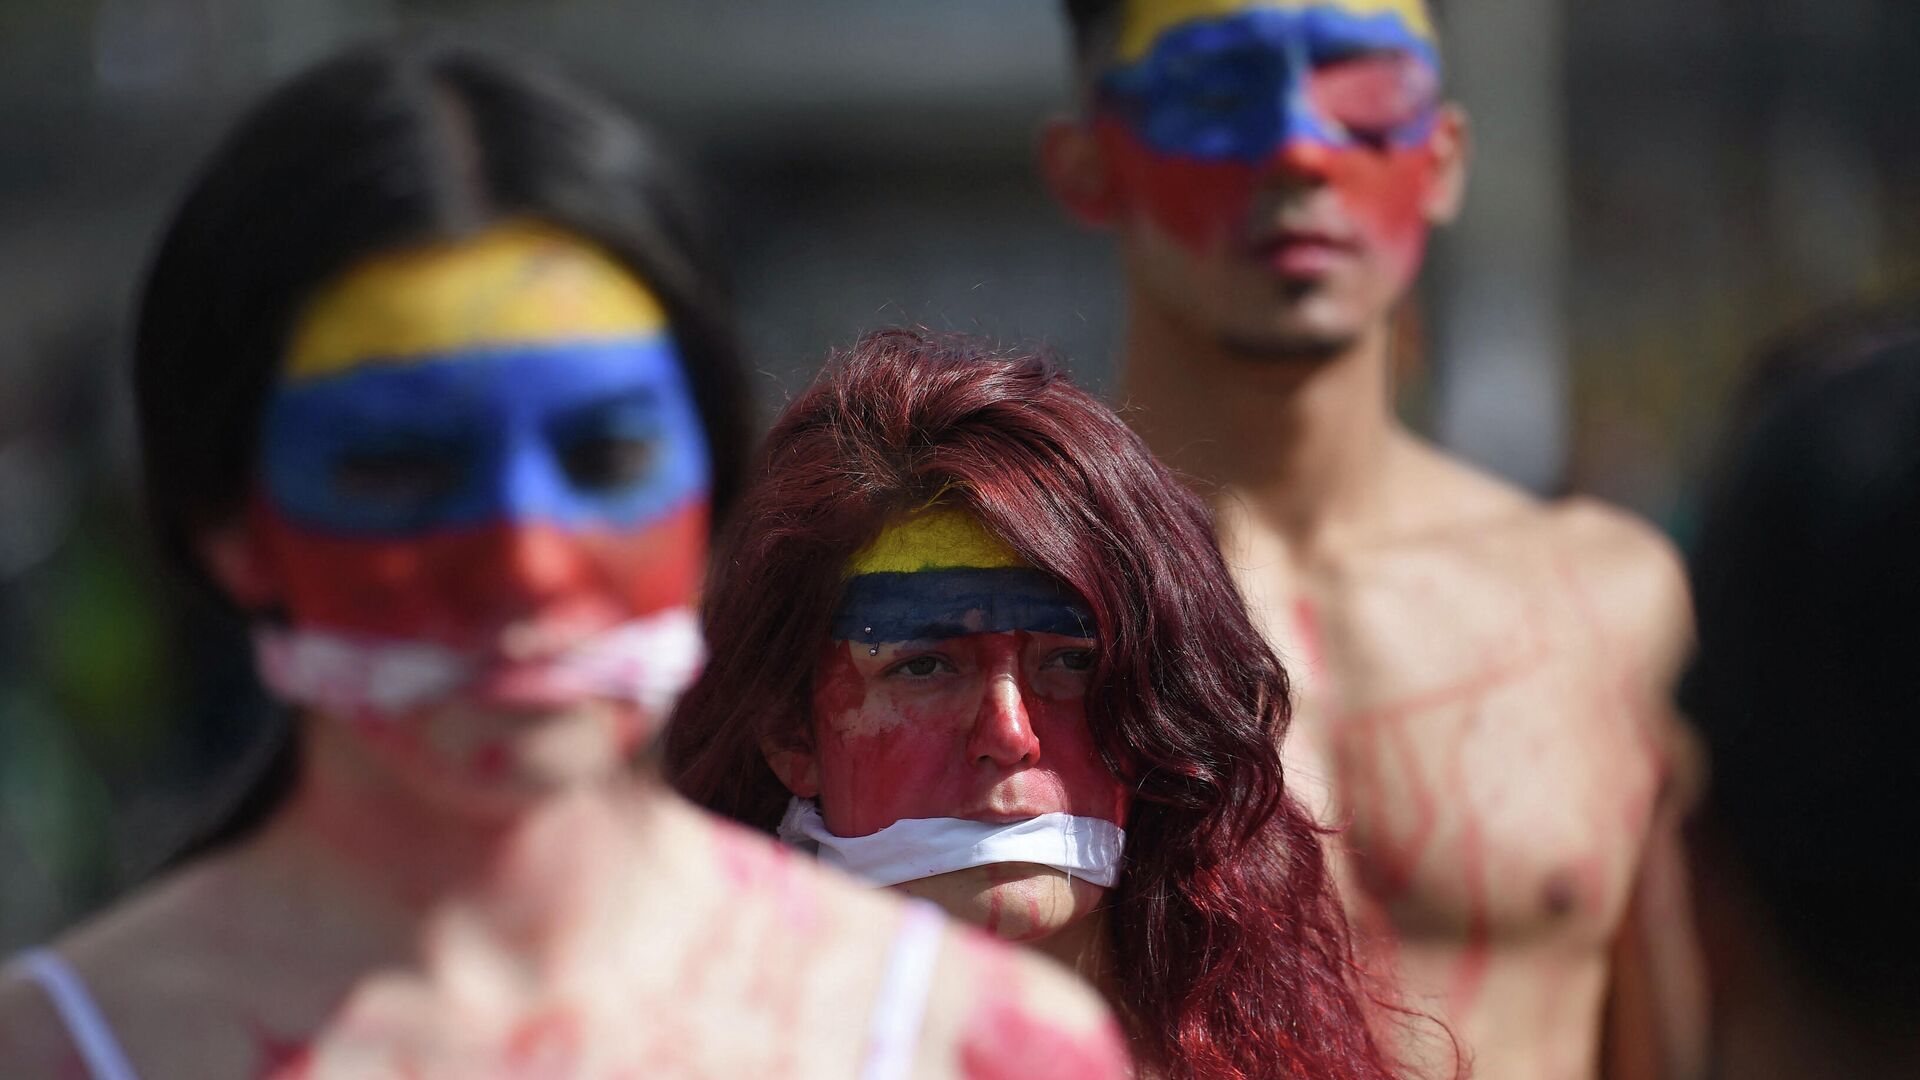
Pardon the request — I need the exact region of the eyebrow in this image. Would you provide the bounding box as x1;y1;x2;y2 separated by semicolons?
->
830;567;1097;644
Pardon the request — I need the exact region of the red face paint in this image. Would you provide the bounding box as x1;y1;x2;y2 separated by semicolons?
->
1096;115;1438;294
254;498;706;652
808;632;1129;838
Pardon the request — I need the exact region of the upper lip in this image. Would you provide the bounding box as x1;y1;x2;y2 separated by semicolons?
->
1251;225;1360;252
959;804;1066;825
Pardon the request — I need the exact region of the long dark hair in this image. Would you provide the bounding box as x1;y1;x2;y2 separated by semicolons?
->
667;329;1398;1079
137;35;750;857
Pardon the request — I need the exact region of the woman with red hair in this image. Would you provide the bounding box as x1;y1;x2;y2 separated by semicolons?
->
669;328;1407;1079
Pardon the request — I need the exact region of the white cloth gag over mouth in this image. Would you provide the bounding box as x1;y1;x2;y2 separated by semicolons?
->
777;797;1126;889
253;605;706;722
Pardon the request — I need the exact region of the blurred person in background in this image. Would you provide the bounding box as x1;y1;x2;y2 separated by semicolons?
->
670;328;1404;1080
0;37;1124;1079
1040;1;1701;1077
1678;307;1920;1080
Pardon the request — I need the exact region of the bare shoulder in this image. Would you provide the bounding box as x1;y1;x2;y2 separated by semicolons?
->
667;806;1128;1077
0;961;76;1076
910;924;1130;1080
0;857;238;1073
1538;496;1693;668
1396;438;1690;657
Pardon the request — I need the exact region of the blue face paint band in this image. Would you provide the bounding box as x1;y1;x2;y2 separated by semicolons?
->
261;336;709;538
830;567;1096;645
1100;6;1440;162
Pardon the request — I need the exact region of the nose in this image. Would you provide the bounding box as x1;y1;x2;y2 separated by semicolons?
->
966;670;1042;770
1266;87;1336;182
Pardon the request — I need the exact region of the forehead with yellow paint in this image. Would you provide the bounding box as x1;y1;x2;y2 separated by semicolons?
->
283;221;668;382
1114;0;1436;63
833;508;1094;644
846;508;1025;577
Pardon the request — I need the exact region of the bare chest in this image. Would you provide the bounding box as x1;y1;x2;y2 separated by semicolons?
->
1258;547;1666;956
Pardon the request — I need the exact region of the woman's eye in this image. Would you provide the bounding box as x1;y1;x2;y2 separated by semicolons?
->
1047;649;1096;673
561;435;656;491
332;449;461;505
886;655;952;679
1185;89;1246;114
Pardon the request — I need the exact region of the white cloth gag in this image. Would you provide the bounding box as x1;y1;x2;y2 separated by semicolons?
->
252;605;705;722
777;797;1126;889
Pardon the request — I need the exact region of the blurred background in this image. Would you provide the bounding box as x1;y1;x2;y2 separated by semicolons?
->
1;0;1916;950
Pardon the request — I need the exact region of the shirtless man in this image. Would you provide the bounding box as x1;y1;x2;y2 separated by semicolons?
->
1043;2;1701;1076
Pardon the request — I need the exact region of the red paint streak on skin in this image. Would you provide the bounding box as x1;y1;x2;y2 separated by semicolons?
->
811;640;868;723
984;889;1004;935
959;994;1130;1080
1095;116;1438;289
712;822;820;932
808;633;1129;838
469;739;511;782
252;497;707;647
1293;595;1327;681
1338;602;1555;1014
1443;711;1493;1009
250;1025;315;1080
503;1009;583;1080
609;706;652;757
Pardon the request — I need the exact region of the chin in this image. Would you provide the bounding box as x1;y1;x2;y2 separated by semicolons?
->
356;698;646;816
891;863;1106;944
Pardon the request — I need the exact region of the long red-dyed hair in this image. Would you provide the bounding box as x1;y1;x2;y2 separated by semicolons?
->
667;329;1400;1079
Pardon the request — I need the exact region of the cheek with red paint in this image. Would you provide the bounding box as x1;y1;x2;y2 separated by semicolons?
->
1097;117;1259;255
806;633;1131;838
1319;139;1438;293
255;497;707;648
1096;115;1437;289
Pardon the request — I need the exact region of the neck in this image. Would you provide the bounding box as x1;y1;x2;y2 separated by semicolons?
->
1117;288;1407;551
1033;907;1121;1003
252;718;659;974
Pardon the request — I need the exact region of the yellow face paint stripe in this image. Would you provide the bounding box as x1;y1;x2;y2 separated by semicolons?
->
1114;0;1436;64
283;220;668;381
846;508;1025;576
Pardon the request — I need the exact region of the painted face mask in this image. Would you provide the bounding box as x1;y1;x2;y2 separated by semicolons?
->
250;223;710;729
780;509;1129;888
1095;0;1442;273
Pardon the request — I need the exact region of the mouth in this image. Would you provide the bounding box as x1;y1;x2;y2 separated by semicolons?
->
1249;227;1361;279
959;805;1068;826
463;660;599;711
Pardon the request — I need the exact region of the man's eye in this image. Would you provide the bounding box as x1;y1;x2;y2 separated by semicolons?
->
332;449;462;505
886;655;952;679
560;436;656;491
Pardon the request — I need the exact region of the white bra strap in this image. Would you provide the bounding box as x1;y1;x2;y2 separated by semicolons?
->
859;900;946;1080
9;948;141;1080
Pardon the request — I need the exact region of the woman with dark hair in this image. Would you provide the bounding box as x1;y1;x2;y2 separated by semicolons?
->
0;39;1123;1079
669;328;1406;1079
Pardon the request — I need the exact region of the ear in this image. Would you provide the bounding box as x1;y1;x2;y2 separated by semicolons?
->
1039;114;1120;228
197;516;282;611
761;736;821;799
1422;103;1471;227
